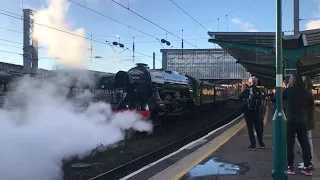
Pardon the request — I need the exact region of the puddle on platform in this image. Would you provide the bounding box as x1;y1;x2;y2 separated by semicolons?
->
182;157;248;179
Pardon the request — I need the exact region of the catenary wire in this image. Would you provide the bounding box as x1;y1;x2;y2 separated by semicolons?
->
168;0;208;31
0;11;160;61
68;0;174;47
176;0;259;31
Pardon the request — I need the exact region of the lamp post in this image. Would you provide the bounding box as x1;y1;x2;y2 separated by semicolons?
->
271;0;288;179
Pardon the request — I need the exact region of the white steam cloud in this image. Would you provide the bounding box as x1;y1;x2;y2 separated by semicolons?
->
0;0;153;180
33;0;87;67
231;18;259;32
0;74;152;180
305;0;320;30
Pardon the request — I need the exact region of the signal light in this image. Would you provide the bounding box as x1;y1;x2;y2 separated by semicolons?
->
161;39;171;47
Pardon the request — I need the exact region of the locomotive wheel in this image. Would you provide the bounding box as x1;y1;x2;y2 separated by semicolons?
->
127;128;137;138
160;114;167;128
225;102;228;107
185;103;193;120
222;102;228;108
151;113;167;133
152;113;161;127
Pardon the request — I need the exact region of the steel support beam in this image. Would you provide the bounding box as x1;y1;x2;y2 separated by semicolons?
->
301;70;320;77
250;72;275;80
299;63;320;72
222;45;239;59
286;43;320;58
244;66;275;76
272;0;288;179
208;39;274;55
281;43;320;80
256;78;275;86
236;61;274;68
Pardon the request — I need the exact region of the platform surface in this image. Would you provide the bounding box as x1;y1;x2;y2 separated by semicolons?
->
177;107;320;180
146;105;320;180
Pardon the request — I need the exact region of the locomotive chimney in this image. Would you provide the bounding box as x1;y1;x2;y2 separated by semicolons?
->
136;63;149;69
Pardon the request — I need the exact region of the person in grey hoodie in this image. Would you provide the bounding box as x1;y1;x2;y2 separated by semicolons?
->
296;76;315;170
284;74;313;176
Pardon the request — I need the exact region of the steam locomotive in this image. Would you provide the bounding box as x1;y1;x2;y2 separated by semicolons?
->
112;63;228;125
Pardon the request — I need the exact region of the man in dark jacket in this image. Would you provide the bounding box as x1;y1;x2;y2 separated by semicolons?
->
257;80;266;136
296;76;315;170
239;76;266;151
284;74;313;176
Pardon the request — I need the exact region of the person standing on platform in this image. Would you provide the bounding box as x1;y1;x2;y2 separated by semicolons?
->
284;74;313;176
283;81;290;114
296;76;315;170
238;76;266;151
256;80;266;136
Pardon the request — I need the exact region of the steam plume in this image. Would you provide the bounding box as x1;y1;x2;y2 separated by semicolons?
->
0;74;152;180
0;0;153;180
305;0;320;30
33;0;87;67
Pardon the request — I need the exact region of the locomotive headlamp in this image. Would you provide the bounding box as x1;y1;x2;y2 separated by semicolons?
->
145;104;149;110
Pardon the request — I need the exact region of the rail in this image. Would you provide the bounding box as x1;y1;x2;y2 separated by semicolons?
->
88;100;243;180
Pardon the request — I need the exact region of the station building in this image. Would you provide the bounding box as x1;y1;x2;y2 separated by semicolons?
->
160;49;250;84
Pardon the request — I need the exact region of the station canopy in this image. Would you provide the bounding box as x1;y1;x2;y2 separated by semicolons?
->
208;29;320;88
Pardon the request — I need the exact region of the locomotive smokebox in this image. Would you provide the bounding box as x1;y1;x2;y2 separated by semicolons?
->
124;64;153;105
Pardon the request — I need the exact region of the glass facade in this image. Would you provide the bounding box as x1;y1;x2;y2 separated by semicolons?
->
161;49;250;80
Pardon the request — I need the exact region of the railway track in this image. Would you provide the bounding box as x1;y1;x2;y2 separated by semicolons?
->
87;101;243;180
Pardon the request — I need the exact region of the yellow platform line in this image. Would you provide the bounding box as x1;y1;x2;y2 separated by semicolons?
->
171;107;269;180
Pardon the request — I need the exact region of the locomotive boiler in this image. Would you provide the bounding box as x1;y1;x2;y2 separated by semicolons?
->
113;63;195;124
112;63;229;126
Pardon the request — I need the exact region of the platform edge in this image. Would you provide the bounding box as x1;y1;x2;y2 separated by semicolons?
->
169;106;269;180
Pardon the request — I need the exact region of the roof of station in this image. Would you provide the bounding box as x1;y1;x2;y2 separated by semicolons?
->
207;29;320;87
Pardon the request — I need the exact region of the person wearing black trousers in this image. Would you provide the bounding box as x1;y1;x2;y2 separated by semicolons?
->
256;80;266;136
239;76;266;151
284;74;313;176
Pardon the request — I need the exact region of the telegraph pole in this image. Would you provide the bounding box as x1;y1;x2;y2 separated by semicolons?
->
293;0;299;34
23;9;38;75
153;52;155;69
271;0;288;179
90;34;93;62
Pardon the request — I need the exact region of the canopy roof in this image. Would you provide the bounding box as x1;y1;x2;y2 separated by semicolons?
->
208;29;320;87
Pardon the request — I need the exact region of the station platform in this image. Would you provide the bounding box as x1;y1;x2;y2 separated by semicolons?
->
121;106;320;180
